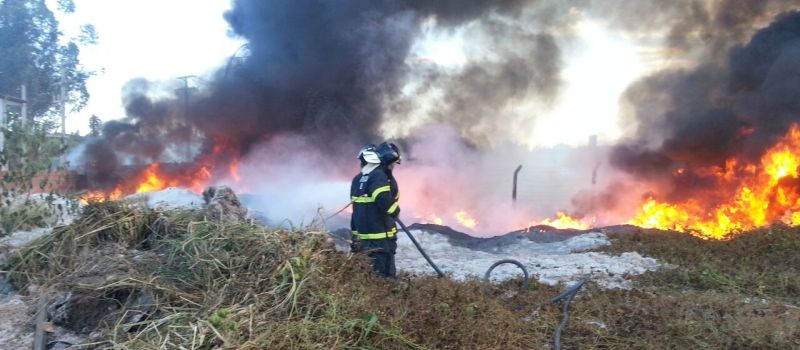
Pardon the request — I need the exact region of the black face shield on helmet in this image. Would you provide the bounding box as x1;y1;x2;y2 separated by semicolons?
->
375;142;401;165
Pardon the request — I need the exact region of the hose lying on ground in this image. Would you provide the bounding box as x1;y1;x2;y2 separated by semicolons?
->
395;216;584;348
482;258;587;350
349;210;585;348
483;258;531;291
547;279;587;350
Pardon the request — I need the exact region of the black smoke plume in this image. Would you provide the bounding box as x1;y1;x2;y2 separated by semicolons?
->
608;8;800;204
78;0;565;187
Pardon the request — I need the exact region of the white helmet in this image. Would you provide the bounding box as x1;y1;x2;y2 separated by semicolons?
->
357;144;381;165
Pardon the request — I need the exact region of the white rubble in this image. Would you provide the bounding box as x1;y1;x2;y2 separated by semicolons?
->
395;230;662;289
125;187;204;208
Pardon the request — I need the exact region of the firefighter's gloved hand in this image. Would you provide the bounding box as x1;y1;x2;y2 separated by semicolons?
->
390;207;401;218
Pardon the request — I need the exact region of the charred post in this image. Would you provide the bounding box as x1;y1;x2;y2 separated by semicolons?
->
512;164;522;206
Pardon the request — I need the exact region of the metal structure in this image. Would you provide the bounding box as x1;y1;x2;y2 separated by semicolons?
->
175;75;197;160
0;85;28;169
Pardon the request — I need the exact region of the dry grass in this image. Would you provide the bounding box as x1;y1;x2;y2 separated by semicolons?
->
600;226;800;300
4;203;800;349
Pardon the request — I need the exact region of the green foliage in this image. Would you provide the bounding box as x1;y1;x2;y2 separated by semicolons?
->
0;116;75;236
56;0;75;14
0;195;55;234
88;114;101;136
0;0;92;117
78;24;98;45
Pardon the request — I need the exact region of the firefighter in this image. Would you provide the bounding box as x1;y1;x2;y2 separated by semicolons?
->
350;142;401;277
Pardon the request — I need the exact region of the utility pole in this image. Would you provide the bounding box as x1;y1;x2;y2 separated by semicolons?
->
175;75;196;161
21;85;27;125
0;85;28;171
60;79;66;139
0;95;5;168
53;72;67;140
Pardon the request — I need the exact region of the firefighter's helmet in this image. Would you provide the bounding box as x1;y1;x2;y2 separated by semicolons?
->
376;142;401;165
357;144;380;165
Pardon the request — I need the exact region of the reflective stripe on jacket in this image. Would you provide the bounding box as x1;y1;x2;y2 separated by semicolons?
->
350;166;399;240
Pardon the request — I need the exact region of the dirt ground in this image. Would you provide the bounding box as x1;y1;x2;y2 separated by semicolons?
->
0;293;34;349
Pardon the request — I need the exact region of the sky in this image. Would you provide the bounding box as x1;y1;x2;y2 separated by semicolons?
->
53;0;244;135
54;0;657;147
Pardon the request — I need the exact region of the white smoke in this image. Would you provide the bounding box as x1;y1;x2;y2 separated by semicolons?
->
221;123;636;235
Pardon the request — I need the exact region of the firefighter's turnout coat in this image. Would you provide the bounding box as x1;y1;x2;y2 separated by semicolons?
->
350;165;399;276
350;165;400;238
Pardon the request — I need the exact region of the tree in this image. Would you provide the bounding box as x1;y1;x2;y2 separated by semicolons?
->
0;0;88;236
0;0;91;119
89;114;101;136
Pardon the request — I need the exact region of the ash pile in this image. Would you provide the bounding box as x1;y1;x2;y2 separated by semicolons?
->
332;223;663;289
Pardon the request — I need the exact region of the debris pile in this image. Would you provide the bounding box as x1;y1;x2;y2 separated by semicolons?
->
0;190;797;349
2;202;548;348
202;185;248;222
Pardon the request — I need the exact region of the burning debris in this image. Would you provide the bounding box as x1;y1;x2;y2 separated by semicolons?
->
604;10;800;239
62;1;800;241
5;1;800;349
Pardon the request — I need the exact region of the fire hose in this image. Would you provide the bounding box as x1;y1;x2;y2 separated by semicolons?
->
325;200;445;277
396;218;586;349
336;206;585;349
546;279;587;350
394;217;446;277
482;259;587;350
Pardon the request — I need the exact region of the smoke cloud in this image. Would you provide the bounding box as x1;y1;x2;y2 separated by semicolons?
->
78;0;568;185
608;8;800;204
71;0;800;232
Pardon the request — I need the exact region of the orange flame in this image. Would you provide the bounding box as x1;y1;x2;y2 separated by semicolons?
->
454;211;478;228
135;163;169;193
427;214;444;225
79;161;221;203
539;212;592;230
790;212;800;226
629;124;800;239
80;188;123;204
189;166;212;193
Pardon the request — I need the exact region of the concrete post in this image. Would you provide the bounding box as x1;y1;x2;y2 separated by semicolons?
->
0;98;5;171
20;85;27;124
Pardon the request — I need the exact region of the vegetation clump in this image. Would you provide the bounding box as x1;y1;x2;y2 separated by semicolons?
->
4;203;800;349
